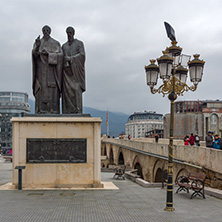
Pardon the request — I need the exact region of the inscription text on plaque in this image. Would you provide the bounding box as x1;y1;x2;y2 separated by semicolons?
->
27;139;87;163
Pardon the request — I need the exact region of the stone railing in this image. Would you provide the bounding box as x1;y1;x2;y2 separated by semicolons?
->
102;138;222;175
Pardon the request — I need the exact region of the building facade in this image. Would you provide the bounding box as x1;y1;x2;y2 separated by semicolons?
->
0;92;30;151
164;100;222;140
125;111;164;138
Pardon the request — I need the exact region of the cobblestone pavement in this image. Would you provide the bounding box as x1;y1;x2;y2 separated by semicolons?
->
0;160;12;186
0;161;222;222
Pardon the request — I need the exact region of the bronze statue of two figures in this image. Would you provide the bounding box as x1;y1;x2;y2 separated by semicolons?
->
32;25;85;114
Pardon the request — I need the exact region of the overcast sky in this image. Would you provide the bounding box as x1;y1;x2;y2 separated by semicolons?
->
0;0;221;115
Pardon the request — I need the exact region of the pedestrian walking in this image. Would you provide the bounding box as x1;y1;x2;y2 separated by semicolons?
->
195;134;200;146
213;135;221;149
184;134;189;145
188;133;195;146
205;131;213;148
155;134;159;143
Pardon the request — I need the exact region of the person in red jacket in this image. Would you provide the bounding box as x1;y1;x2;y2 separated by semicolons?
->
184;134;189;145
188;133;195;146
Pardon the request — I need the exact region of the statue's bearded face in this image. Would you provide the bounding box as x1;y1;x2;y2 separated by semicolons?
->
67;31;74;41
66;28;75;42
42;26;51;39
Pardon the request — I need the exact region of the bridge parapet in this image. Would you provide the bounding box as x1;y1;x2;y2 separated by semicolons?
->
102;138;222;175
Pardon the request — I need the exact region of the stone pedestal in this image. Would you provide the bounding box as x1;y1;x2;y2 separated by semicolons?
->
11;116;102;188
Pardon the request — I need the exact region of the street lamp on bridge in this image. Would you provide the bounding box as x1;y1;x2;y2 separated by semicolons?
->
144;22;205;211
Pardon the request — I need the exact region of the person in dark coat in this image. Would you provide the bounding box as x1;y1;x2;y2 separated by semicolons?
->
155;134;159;143
205;131;213;148
219;136;222;150
188;133;195;146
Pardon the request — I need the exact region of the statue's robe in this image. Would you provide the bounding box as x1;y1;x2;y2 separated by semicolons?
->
32;37;63;114
62;39;85;114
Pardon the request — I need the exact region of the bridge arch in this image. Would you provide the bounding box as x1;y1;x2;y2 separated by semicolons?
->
109;145;114;164
153;159;167;182
155;168;163;182
133;156;144;179
175;168;188;181
104;145;107;156
118;149;125;165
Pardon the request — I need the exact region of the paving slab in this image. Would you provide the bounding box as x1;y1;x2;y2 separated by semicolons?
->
0;161;222;221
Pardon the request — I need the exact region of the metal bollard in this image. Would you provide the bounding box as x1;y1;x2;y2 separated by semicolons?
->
15;166;26;190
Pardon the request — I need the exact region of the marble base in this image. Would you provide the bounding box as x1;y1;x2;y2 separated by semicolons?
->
11;116;102;189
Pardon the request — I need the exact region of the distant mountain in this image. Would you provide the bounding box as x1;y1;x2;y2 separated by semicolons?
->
28;99;35;114
28;99;129;137
83;107;129;137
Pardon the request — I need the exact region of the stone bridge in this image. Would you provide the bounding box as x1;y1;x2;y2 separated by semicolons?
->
101;138;222;189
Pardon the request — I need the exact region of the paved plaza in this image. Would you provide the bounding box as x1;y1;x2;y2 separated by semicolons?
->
0;160;222;222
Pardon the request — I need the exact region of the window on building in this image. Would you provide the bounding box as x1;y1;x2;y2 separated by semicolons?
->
210;114;218;133
0;92;10;96
0;97;10;101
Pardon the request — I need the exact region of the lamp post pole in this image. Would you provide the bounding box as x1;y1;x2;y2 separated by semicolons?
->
145;22;205;211
165;73;177;211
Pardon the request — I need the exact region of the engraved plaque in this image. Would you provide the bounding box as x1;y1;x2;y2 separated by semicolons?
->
27;139;87;163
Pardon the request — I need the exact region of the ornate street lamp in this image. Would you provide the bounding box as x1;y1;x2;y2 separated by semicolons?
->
145;22;205;211
145;59;159;86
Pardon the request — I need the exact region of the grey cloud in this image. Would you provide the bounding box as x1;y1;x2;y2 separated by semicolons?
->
0;0;221;116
